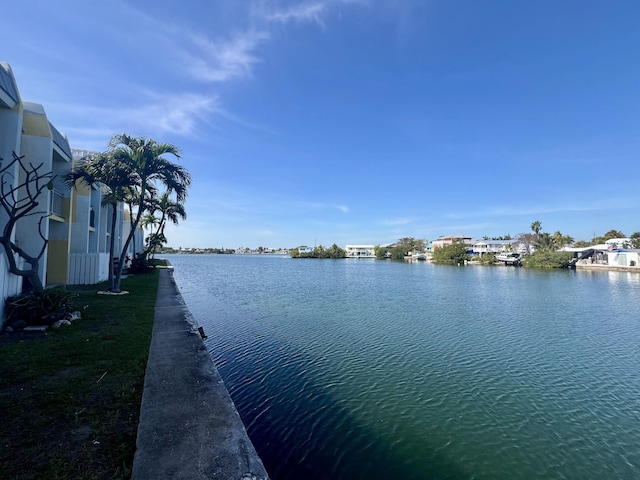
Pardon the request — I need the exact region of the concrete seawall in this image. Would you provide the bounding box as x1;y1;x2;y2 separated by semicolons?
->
576;263;640;273
132;267;269;480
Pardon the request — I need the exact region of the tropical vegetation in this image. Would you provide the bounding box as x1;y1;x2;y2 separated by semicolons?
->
431;242;470;265
376;237;427;260
68;134;191;292
290;244;346;258
66;151;137;292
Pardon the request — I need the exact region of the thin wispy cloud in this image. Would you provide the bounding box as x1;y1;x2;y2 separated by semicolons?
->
444;199;639;220
431;223;492;234
379;217;414;226
137;92;221;136
265;2;328;26
299;201;349;213
49;92;219;148
186;30;269;83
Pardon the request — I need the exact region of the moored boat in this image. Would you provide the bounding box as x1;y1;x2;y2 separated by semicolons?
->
496;253;522;265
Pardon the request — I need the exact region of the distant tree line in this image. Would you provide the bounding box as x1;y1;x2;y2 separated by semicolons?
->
159;247;235;254
287;223;640;268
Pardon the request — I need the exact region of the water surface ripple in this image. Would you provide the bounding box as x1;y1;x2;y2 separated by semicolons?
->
167;255;640;480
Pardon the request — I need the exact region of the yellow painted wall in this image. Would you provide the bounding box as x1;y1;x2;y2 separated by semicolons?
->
47;240;69;284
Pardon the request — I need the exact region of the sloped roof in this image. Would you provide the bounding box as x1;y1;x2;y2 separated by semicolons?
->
50;121;72;159
0;62;20;106
474;239;516;245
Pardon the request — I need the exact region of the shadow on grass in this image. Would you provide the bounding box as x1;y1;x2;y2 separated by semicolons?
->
0;269;160;480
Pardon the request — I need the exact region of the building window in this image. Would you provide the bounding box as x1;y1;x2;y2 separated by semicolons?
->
50;190;64;217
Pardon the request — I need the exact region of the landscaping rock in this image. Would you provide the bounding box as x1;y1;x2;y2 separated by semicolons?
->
24;325;48;333
52;319;72;329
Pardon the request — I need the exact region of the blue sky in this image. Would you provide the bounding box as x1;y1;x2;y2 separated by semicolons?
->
3;1;640;249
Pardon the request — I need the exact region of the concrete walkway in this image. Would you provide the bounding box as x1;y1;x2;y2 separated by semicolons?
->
132;267;269;480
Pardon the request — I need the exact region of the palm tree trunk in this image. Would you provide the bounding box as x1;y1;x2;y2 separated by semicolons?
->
107;204;117;291
113;182;146;292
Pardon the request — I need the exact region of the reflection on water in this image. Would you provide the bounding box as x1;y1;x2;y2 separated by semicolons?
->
167;255;640;480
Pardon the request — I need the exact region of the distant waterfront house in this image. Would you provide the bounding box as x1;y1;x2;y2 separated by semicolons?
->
432;234;474;250
605;238;633;249
472;239;517;256
377;242;396;257
606;249;640;267
297;246;313;255
345;245;376;258
566;244;640;269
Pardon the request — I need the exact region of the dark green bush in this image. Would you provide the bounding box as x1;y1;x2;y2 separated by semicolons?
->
6;287;78;327
522;250;573;269
432;243;470;265
128;253;154;274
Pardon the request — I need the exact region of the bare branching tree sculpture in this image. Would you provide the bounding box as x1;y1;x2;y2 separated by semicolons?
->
0;151;54;294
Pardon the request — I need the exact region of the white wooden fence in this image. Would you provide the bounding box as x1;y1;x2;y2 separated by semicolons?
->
0;253;23;329
68;253;109;285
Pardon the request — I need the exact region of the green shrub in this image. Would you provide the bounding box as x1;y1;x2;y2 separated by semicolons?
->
432;243;470;265
128;253;154;274
522;250;573;269
6;287;78;327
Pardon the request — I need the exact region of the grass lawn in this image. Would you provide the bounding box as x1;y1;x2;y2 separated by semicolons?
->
0;269;160;479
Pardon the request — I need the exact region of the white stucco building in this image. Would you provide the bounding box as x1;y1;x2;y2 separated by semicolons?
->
0;62;143;329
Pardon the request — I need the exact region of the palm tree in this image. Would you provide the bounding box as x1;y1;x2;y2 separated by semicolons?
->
139;192;186;259
154;192;187;237
66;152;136;291
530;220;542;236
552;231;574;249
534;232;555;251
140;212;160;232
108;134;191;292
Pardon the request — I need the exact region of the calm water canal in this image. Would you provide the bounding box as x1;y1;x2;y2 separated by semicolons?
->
164;254;640;480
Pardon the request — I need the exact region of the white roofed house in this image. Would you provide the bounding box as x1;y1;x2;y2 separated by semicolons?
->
567;242;640;270
432;234;474;250
605;249;640;268
345;245;376;258
605;238;632;249
472;239;517;257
